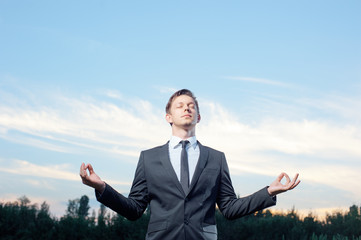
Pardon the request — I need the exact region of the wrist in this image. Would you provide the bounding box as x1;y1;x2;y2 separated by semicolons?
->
267;186;275;196
96;181;106;194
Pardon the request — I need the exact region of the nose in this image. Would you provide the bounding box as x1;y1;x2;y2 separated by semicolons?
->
184;105;190;112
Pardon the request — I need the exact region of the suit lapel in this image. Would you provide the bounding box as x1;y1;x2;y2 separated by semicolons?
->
158;142;185;195
188;141;208;195
159;141;209;197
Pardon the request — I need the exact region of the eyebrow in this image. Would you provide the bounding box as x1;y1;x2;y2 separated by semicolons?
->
175;101;195;106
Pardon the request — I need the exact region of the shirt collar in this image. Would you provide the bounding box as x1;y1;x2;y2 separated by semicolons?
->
169;135;197;149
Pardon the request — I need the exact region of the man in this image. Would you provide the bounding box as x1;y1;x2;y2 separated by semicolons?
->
80;89;300;240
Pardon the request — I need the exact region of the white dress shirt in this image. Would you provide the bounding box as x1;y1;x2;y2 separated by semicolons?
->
168;136;200;183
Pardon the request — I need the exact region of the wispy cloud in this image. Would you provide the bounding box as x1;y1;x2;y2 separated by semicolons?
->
0;158;132;186
0;159;79;181
102;89;123;100
223;76;289;87
0;94;169;158
197;100;361;199
1;86;361;210
154;86;179;94
299;94;361;122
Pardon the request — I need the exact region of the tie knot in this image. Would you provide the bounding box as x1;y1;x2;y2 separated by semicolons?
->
180;140;189;149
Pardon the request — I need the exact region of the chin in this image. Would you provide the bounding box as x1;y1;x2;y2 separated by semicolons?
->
183;122;196;128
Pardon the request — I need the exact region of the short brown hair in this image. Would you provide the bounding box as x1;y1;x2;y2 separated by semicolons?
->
165;89;200;114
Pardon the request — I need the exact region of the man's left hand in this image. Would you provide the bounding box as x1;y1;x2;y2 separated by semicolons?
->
268;173;300;196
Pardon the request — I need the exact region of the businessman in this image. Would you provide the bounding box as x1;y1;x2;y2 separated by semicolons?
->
80;89;300;240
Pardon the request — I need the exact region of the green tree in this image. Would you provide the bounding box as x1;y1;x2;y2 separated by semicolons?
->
65;195;90;219
344;205;361;237
33;201;56;240
78;195;90;219
56;195;94;240
66;198;79;218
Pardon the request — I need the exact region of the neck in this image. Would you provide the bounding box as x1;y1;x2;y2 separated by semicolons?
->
171;126;196;140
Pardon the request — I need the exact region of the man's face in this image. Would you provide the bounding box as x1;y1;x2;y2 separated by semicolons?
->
166;95;200;129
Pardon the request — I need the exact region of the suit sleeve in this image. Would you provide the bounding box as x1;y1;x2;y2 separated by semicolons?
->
216;153;276;220
95;151;149;221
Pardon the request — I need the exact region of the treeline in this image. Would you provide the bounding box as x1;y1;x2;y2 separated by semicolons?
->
1;196;361;240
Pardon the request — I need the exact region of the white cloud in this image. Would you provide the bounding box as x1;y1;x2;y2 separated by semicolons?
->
197;101;361;200
0;95;169;157
26;179;56;190
0;133;71;153
223;76;289;87
299;94;361;122
199;103;361;158
0;158;132;187
299;164;361;199
154;86;178;94
0;126;7;134
102;89;123;100
1;87;361;212
0;159;79;181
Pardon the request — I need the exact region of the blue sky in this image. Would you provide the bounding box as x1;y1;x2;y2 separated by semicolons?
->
1;1;360;219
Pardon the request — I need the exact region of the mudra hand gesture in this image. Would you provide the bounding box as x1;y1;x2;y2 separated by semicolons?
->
79;163;106;193
268;173;300;196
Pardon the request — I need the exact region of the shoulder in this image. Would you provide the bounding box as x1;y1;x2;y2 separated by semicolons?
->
198;143;228;170
198;142;225;160
199;142;224;154
140;142;168;157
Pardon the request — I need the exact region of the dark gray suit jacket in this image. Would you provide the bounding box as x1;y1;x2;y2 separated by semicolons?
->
96;142;276;240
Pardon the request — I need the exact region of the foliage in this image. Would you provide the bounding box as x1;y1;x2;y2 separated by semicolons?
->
1;196;360;240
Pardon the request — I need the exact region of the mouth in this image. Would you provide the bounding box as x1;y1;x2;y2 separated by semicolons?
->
182;114;192;118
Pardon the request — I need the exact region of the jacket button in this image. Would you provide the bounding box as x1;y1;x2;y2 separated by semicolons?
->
184;220;189;225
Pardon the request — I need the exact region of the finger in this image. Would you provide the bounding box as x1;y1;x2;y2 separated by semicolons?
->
293;173;299;182
79;163;86;177
283;173;291;185
276;172;285;182
80;162;84;171
288;173;299;187
291;173;299;181
290;179;301;189
88;163;94;174
286;173;301;190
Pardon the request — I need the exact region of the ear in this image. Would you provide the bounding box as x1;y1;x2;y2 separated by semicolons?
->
197;114;201;123
165;113;173;124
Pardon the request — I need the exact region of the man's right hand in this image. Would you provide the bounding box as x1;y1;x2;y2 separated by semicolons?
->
79;163;106;194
